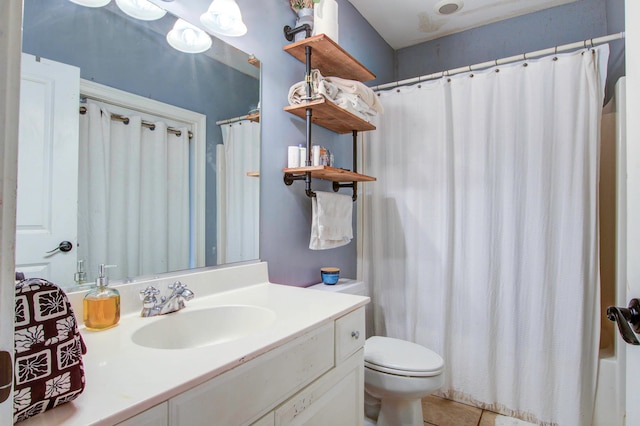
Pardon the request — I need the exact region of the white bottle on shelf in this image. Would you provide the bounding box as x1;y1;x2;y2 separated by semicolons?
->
288;146;300;168
313;0;338;43
299;145;307;166
312;145;321;166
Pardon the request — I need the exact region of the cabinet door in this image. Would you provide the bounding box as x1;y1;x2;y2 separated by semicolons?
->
169;323;334;425
275;349;364;426
117;402;168;426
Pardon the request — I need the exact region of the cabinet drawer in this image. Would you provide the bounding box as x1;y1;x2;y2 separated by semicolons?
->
335;307;365;363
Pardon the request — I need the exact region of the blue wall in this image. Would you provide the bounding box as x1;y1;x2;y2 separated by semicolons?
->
218;0;395;286
395;0;624;100
25;0;620;287
224;0;624;286
21;0;395;287
22;0;260;267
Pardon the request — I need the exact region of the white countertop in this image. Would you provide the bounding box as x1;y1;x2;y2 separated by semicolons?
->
19;263;369;426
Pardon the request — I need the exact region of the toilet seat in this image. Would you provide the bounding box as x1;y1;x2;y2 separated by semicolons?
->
364;336;444;377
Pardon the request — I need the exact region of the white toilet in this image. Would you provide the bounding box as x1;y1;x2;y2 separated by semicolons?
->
364;336;444;425
308;279;445;426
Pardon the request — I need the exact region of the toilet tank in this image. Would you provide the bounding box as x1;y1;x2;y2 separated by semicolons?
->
308;279;373;338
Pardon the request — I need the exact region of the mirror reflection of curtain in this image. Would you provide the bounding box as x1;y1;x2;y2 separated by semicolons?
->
78;101;190;282
216;120;260;264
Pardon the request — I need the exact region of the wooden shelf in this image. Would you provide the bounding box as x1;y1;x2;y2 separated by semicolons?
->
248;55;260;68
284;98;375;134
284;34;376;82
283;166;376;183
282;33;377;195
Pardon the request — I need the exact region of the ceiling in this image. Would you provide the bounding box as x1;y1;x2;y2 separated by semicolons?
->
347;0;578;50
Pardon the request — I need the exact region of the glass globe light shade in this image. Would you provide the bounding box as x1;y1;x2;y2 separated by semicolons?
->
115;0;167;21
200;0;247;37
166;19;212;54
68;0;111;7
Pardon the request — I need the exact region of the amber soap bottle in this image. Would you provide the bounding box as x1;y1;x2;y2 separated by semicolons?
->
83;264;120;331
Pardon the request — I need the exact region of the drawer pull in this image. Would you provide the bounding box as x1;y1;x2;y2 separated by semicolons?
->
351;331;360;339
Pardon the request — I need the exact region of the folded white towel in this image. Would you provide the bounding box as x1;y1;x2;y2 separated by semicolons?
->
288;81;322;105
288;70;384;119
310;191;353;250
335;92;377;120
324;75;384;114
334;96;373;122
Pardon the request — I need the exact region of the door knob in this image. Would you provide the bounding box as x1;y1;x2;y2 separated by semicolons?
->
46;240;73;254
607;298;640;345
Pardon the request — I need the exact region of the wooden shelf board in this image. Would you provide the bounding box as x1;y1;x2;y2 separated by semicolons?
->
284;34;376;82
248;55;261;68
283;166;376;183
284;99;376;134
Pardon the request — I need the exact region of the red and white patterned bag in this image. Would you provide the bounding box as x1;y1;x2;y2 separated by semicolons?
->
13;278;87;423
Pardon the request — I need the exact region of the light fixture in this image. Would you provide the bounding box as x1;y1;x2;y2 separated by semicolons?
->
166;19;212;53
68;0;111;7
115;0;167;21
200;0;247;37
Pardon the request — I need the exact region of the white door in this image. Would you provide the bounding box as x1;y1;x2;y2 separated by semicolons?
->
15;53;80;285
0;1;22;423
626;1;640;423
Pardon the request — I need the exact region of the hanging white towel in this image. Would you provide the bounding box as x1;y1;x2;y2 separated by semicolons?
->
310;191;353;250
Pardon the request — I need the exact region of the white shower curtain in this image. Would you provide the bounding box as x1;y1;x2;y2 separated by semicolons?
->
216;119;260;264
78;101;190;282
362;46;608;425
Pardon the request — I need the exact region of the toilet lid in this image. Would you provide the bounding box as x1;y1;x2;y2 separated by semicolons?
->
364;336;444;377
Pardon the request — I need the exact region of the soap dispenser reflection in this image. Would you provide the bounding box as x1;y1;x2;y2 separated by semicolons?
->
83;264;120;331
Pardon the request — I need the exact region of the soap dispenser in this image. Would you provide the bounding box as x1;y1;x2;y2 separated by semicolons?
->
83;264;120;331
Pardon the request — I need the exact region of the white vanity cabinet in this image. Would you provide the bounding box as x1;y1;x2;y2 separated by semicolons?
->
159;307;366;426
17;264;370;426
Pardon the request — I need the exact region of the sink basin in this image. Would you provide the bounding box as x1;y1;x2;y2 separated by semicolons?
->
131;305;277;350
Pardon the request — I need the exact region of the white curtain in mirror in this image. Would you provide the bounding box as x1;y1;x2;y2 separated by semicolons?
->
216;120;260;264
78;101;190;281
362;46;609;425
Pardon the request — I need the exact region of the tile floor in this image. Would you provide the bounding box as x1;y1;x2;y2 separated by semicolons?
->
421;395;537;426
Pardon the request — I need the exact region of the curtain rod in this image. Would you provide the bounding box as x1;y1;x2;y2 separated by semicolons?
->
79;106;193;139
216;112;260;126
371;32;625;92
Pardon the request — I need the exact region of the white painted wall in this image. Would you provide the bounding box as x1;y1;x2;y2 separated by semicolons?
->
625;1;640;423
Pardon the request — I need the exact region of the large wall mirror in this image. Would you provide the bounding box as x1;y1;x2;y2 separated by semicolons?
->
17;0;261;290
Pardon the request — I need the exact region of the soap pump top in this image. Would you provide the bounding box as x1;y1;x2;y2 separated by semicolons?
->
95;263;113;287
83;264;120;331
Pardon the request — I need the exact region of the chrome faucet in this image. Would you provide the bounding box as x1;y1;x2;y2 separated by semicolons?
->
139;281;195;317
